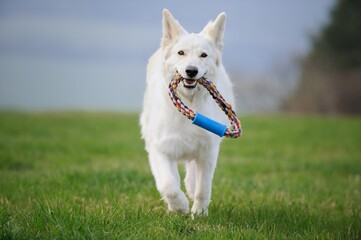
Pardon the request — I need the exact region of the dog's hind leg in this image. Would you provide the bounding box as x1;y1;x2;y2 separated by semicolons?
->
149;148;189;213
184;160;196;201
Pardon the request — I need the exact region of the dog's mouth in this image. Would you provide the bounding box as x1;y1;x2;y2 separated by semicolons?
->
183;78;198;89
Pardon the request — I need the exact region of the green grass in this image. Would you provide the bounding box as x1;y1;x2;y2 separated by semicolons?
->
0;112;360;239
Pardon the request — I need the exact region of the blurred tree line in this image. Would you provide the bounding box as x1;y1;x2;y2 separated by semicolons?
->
286;0;361;114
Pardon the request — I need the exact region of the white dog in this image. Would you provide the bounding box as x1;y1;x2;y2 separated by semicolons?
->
140;9;235;215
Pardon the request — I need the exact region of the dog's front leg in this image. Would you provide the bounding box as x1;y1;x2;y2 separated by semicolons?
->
149;148;189;213
192;147;219;216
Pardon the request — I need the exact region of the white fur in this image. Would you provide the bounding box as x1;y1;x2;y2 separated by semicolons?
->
140;9;235;215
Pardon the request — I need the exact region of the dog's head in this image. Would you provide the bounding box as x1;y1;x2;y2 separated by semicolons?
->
161;9;226;95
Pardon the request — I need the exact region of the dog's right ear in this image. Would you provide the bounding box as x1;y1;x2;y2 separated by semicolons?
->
162;9;186;48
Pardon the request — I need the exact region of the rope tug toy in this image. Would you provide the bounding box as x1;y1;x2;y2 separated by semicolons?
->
168;73;242;138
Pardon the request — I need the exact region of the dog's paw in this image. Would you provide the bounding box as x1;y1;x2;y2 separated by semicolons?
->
165;191;189;213
191;207;208;217
191;200;209;217
191;208;208;219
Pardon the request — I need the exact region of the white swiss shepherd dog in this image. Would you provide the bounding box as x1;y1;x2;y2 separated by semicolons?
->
141;9;235;216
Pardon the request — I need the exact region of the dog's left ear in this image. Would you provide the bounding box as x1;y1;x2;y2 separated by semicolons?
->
201;12;226;50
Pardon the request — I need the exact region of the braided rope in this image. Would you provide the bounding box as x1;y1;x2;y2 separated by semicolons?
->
168;73;242;138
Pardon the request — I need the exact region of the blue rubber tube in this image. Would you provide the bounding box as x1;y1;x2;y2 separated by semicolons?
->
192;112;227;137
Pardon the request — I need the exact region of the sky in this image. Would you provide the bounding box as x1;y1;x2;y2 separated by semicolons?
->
0;0;335;112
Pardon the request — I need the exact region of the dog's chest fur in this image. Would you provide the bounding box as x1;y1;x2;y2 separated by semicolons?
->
152;87;217;160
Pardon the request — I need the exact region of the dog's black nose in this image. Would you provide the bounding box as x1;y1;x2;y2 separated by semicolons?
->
185;66;198;78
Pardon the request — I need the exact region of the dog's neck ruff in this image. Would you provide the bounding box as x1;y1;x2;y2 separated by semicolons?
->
168;73;242;138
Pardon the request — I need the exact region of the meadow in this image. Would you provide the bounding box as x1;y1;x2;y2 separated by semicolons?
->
0;112;360;239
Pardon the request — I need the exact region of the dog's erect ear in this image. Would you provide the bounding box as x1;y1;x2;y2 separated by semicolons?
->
162;9;187;48
201;12;226;50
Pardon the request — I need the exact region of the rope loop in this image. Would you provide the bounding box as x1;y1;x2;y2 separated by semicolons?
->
168;73;242;138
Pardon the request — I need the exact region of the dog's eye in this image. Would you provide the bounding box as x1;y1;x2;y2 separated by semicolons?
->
178;50;185;56
200;52;208;58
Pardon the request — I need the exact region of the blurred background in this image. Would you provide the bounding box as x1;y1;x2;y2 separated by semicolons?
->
0;0;359;114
